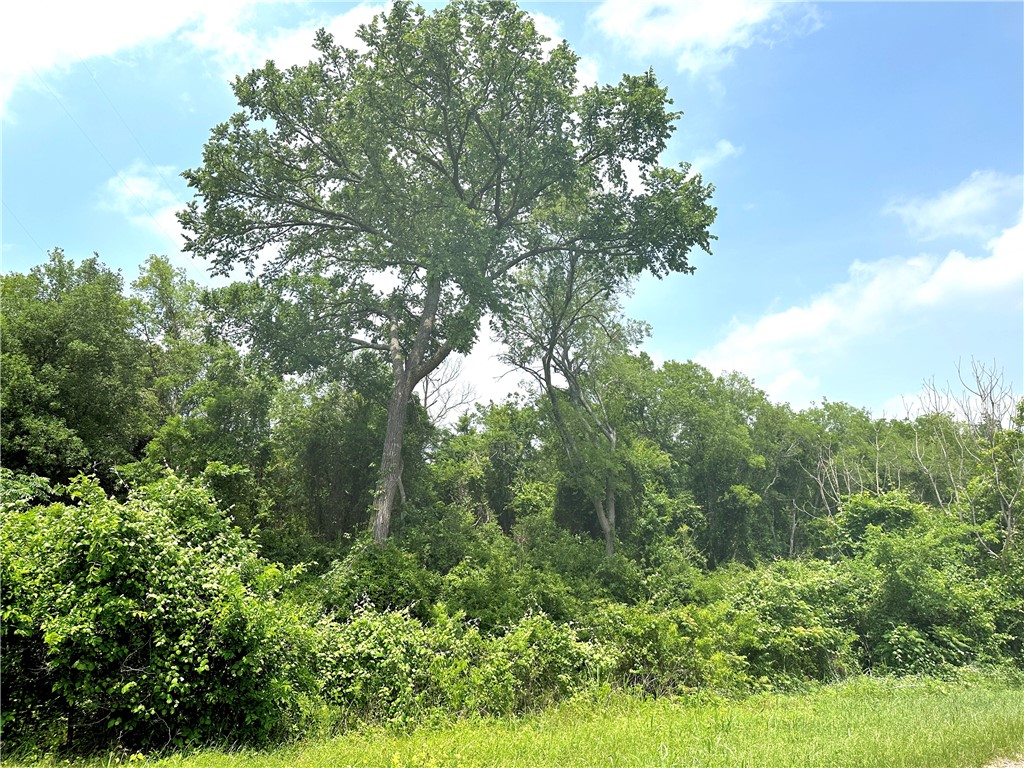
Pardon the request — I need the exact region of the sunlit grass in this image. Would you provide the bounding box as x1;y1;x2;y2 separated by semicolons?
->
14;673;1024;768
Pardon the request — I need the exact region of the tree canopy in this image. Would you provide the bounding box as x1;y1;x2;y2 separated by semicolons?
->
179;0;716;543
0;250;151;480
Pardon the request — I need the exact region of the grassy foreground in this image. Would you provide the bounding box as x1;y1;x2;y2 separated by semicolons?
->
13;674;1024;768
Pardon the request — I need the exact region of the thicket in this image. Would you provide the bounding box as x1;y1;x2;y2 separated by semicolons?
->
2;250;1022;756
2;467;1021;756
0;472;317;752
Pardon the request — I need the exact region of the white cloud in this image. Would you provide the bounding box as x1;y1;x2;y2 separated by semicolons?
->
690;139;743;176
1;1;387;116
576;56;601;89
453;316;525;413
884;170;1024;242
97;161;185;245
530;12;564;54
95;160;221;281
0;1;249;113
696;213;1024;409
589;0;821;75
189;3;388;81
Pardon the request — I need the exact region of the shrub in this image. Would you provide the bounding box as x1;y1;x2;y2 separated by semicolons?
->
312;607;435;724
838;490;922;546
721;561;859;686
991;545;1024;664
320;539;441;621
310;606;603;724
440;555;575;632
0;472;315;753
492;612;608;711
419;606;517;716
850;516;999;672
583;602;712;694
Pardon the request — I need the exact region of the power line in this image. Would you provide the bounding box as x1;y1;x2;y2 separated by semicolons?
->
2;200;50;263
29;67;184;247
82;59;185;209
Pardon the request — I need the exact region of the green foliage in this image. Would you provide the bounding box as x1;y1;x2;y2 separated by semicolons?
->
392;502;496;577
309;606;605;726
440;552;577;632
498;248;672;556
430;401;544;532
582;602;747;695
130;255;209;423
320;540;441;621
312;608;441;724
3;3;1021;757
650;363;787;565
721;561;858;685
991;544;1024;663
143;347;277;479
843;501;1000;672
0;473;315;752
494;613;606;711
4;252;1021;757
0;251;153;481
837;490;921;545
373;502;584;632
510;505;633;605
269;380;385;541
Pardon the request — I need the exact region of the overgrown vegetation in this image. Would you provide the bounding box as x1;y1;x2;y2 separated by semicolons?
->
2;0;1022;761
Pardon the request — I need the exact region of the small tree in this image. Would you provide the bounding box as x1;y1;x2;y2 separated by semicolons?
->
498;250;664;556
0;250;151;480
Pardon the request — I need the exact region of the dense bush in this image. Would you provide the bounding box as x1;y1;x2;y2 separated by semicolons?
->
0;472;317;753
837;490;922;544
320;539;441;621
722;561;859;685
310;606;605;724
4;466;1019;758
440;556;577;632
582;601;747;694
848;518;999;672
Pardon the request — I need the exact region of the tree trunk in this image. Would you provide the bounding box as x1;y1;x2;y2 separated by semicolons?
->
371;379;413;545
591;477;617;557
604;479;616;556
369;277;452;545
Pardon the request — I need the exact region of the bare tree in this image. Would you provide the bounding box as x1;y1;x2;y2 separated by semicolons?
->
419;355;477;426
912;360;1022;557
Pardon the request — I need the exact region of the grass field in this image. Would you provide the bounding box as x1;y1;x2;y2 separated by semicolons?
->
11;674;1024;768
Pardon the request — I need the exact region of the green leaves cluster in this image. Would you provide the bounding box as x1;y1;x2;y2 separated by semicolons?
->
0;251;150;481
0;472;315;751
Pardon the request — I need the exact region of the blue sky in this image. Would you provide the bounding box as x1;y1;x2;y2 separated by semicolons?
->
2;1;1022;416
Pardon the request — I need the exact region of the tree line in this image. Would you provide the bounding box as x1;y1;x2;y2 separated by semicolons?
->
2;248;1019;567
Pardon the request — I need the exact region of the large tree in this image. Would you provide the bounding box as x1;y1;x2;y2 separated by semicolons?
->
179;0;716;544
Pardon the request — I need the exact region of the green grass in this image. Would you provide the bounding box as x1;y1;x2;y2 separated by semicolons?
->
12;674;1024;768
